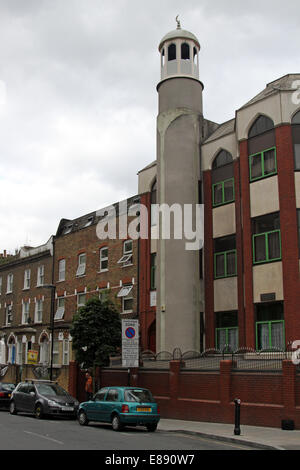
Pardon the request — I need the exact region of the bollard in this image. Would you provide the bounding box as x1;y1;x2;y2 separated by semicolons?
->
234;398;241;435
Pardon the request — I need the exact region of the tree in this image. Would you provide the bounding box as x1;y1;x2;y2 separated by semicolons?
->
70;297;121;370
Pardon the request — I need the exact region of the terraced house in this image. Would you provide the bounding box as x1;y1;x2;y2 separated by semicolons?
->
0;196;140;384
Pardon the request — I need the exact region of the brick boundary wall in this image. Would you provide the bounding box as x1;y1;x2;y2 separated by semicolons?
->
69;360;300;429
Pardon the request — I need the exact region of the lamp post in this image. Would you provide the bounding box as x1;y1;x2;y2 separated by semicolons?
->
43;284;56;381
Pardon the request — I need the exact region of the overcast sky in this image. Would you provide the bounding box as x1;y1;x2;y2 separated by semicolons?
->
0;0;299;253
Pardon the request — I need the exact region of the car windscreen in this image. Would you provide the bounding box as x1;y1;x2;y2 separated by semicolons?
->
36;384;69;397
124;389;155;403
1;383;15;392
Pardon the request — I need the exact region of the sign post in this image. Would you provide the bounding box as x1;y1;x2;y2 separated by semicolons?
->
122;319;139;369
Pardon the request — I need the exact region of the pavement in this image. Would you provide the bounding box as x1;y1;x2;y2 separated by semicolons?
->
158;419;300;450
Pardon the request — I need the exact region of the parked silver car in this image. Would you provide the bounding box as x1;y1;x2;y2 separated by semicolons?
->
10;380;79;419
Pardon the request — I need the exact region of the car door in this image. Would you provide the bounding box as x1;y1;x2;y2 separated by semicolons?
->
102;389;120;422
25;385;37;413
85;388;107;421
14;384;28;411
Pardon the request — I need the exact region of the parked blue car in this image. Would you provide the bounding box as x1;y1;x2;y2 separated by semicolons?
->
78;386;160;432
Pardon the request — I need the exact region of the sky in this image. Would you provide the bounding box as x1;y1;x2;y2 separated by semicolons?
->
0;0;299;253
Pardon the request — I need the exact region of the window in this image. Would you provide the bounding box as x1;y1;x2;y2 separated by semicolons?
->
214;236;237;278
77;293;86;307
58;259;66;281
215;311;238;352
22;301;30;324
248;115;274;139
0;277;2;294
118;240;133;266
99;289;108;302
24;269;31;289
8;338;16;364
252;213;281;264
212;178;235;206
106;389;120;402
84;216;93;227
212;150;234;207
37;265;44;286
150;254;157;290
292;110;300;170
212;150;233;169
63;339;69;365
5;304;13;325
63;224;73;235
168;43;176;61
181;43;190;60
7;274;13;293
35;299;43;323
52;340;60;366
76;253;86;277
117;284;133;314
249;147;277;181
255;303;284;350
55;297;65;320
100;247;108;272
40;336;49;364
16;339;22;365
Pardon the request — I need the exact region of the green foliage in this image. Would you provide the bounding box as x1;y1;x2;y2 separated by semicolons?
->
70;297;121;369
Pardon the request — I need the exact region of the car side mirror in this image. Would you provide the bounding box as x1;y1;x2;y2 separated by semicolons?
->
30;392;35;396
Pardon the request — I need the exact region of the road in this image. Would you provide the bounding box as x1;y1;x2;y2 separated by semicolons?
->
0;409;255;453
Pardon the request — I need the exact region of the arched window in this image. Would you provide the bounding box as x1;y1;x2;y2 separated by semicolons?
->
168;43;176;61
248;115;274;139
181;43;190;60
212;150;233;169
40;335;49;365
292;110;300;170
292;110;300;124
212;150;234;207
248;116;276;181
193;47;197;65
161;48;165;67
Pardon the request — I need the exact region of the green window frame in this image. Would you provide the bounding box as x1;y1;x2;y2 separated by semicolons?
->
215;327;239;351
249;146;277;182
212;178;235;207
214;250;237;279
255;320;285;350
252;229;281;264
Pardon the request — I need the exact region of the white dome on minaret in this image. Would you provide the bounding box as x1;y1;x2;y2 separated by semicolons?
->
158;17;200;82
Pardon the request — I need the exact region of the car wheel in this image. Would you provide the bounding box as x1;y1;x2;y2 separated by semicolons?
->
146;423;158;432
9;401;17;415
35;404;44;419
111;414;123;431
78;410;89;426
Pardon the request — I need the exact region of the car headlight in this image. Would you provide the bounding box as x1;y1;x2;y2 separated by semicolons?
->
74;400;79;406
48;400;60;407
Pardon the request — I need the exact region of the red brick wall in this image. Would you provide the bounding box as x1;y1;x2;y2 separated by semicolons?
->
91;360;300;429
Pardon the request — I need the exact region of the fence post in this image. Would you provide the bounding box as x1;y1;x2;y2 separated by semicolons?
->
282;360;296;416
129;367;139;387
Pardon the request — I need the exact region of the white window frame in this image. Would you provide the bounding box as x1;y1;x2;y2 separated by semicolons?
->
117;284;134;314
52;340;60;366
58;259;66;282
77;293;86;307
7;274;13;293
24;269;31;289
16;339;23;365
37;265;44;286
55;297;65;320
63;339;69;365
117;240;133;266
76;253;86;277
6;304;13;325
35;299;43;323
22;301;30;324
40;338;49;365
100;247;108;272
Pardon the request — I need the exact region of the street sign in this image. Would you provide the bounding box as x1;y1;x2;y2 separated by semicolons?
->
122;319;139;368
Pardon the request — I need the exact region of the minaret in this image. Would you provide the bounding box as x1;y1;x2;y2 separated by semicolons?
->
156;19;204;352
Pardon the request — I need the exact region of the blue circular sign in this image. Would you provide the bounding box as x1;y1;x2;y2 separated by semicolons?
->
125;327;136;339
